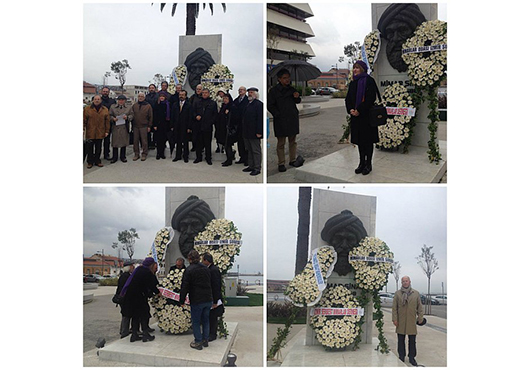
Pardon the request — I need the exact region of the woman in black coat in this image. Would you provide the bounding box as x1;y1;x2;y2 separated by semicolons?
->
121;257;160;342
345;60;379;175
216;93;232;159
153;91;172;159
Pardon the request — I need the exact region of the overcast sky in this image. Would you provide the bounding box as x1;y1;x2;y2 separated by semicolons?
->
84;3;264;95
306;3;447;73
84;186;263;275
268;186;447;294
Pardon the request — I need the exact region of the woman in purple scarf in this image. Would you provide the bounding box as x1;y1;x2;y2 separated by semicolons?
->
345;60;379;175
120;257;160;342
153;91;172;159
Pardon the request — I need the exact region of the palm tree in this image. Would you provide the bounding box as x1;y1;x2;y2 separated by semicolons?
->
155;3;227;36
295;187;312;274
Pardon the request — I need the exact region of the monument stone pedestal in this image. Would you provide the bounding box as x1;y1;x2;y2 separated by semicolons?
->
179;34;222;95
98;321;238;366
305;189;376;347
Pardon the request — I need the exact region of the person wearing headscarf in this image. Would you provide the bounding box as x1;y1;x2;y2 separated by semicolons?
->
392;276;424;366
116;261;135;338
217;93;233;165
153;91;172;159
171;195;215;257
108;95;133;163
83;95;110;169
120;257;160;342
321;210;368;276
345;60;379;175
132;92;153;161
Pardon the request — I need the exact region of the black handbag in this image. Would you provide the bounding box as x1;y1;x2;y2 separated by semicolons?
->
369;85;388;127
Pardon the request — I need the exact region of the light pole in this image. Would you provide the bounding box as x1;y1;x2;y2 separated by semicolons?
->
331;64;339;89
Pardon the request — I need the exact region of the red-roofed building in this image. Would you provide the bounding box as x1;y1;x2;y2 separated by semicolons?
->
308;68;350;91
83;254;124;275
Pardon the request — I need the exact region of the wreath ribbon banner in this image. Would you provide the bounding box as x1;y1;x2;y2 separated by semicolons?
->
402;44;447;55
159;287;190;304
311;250;326;291
194;239;242;246
360;44;372;75
310;307;365;316
386;107;416;117
201;78;234;83
349;255;394;263
150;227;175;274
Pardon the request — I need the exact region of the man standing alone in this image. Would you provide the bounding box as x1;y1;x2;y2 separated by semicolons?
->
267;69;302;172
242;87;263;176
392;276;424;366
201;252;224;342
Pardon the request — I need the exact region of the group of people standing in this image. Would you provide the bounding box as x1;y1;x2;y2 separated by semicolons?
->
83;82;263;176
115;251;224;350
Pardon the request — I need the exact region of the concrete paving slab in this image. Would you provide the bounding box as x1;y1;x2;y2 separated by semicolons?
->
98;321;238;366
294;143;447;183
83;146;263;183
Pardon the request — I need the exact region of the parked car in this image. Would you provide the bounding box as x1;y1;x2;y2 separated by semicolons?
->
316;87;338;95
420;294;440;305
378;292;394;304
83;274;100;283
434;295;447;304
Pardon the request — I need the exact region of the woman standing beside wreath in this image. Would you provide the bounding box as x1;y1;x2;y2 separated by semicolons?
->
345;60;379;175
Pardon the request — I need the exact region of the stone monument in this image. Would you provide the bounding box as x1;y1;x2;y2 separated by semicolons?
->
372;3;440;148
179;34;222;94
165;187;225;273
305;189;377;346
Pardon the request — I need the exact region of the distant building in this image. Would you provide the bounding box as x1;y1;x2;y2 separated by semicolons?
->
267;279;292;292
308;68;350;91
267;3;316;71
83;81;97;104
83;254;124;275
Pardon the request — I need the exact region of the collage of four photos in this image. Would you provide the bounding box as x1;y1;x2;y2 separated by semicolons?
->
83;2;447;368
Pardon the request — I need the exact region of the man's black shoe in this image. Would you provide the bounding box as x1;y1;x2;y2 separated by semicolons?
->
278;165;287;172
250;170;260;176
110;158;117;164
222;161;232;167
172;157;180;162
409;358;418;366
130;334;141;342
202;340;209;347
235;159;245;164
184;158;189;163
242;167;253;172
190;341;203;350
142;333;155;342
208;335;217;342
193;158;202;164
206;160;212;165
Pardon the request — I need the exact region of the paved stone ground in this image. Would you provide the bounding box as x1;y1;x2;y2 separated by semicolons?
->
266;98;447;183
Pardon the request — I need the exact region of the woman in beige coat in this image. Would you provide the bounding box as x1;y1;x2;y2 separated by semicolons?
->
392;276;424;366
83;95;110;168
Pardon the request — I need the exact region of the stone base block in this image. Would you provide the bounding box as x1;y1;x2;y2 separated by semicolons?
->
279;332;405;367
294;143;447;183
98;321;238;367
83;292;94;304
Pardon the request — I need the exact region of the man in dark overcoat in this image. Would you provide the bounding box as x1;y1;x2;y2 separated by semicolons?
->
193;88;217;165
242;87;263;176
201;253;224;342
100;86;117;160
171;90;193;162
231;86;250;165
145;84;159;149
267;69;301;172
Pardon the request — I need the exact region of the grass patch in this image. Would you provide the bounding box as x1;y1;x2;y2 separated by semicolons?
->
267;316;307;325
247;293;263;306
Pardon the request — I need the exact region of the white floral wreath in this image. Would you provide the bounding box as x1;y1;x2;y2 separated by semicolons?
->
150;268;192;334
349;237;394;291
309;285;362;349
146;227;174;274
363;30;381;72
194;218;242;275
200;64;234;96
285;246;337;307
377;83;414;149
168;65;187;95
402;20;447;87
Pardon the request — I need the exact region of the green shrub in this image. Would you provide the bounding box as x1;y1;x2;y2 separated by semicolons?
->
99;277;118;286
332;91;347;98
295;86;314;96
267;301;306;319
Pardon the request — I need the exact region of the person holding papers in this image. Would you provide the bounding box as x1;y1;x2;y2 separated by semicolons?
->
109;95;133;163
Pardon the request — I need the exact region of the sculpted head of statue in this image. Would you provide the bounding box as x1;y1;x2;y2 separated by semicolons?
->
184;48;215;90
377;3;426;72
321;210;368;276
171;195;215;257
